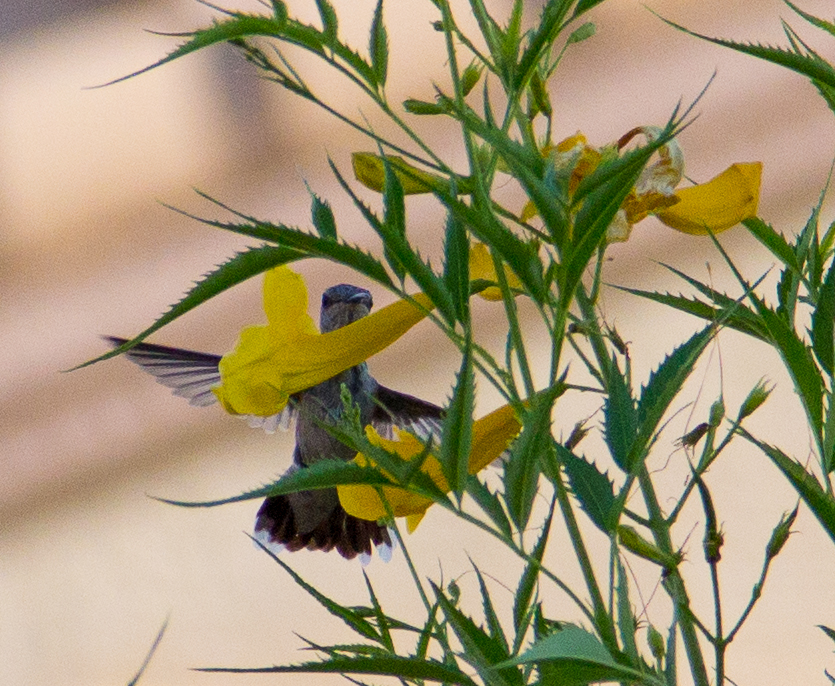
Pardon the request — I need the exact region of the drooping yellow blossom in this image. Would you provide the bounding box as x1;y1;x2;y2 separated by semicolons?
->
654;162;762;235
338;403;522;532
213;265;434;416
469;242;524;301
523;127;761;242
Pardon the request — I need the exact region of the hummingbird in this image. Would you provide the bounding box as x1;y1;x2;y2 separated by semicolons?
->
106;284;444;562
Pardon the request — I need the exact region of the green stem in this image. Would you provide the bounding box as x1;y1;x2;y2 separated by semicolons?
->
638;468;710;686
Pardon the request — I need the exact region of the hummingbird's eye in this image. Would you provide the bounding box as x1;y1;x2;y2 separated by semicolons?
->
321;293;333;308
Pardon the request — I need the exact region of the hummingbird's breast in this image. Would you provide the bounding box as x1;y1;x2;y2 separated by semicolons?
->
294;362;378;466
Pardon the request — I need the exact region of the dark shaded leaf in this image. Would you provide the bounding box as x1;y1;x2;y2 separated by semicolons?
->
441;341;475;497
513;499;555;636
556;443;617;534
812;256;835;375
602;354;637;472
369;0;388;87
466;476;512;537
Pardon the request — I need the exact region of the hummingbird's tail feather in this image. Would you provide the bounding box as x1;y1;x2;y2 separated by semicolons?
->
254;493;392;561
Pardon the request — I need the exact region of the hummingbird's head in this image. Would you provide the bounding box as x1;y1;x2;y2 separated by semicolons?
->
320;284;373;332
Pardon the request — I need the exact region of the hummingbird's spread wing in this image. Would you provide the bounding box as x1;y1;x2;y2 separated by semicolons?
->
105;336;295;432
372;385;445;441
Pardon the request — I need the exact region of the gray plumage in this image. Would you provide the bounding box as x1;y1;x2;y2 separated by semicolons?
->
106;283;444;561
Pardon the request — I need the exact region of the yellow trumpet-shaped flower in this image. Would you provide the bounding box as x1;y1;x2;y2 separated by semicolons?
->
213;265;434;417
338;403;522;532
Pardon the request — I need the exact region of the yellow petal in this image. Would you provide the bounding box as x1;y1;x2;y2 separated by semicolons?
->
338;404;522;530
213;265;434;416
352;152;445;195
469;242;524;301
654;163;762;235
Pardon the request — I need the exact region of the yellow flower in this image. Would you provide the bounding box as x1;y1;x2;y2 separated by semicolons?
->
338;403;522;532
469;242;524;301
213;265;434;416
654;162;762;235
522;127;761;242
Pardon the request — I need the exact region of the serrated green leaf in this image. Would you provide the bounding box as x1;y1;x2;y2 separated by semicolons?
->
603;355;637;472
369;0;388;87
812;257;835;375
633;325;715;470
74;244;303;369
500;625;656;686
504;386;562;530
315;0;338;42
362;573;394;651
785;1;835;37
252;543;381;642
743;217;801;274
566;21;596;45
572;0;608;19
660;18;835;89
739;428;835;544
433;583;520;686
472;564;511;658
152;459;395;508
441;341;475;497
382;154;408;281
199;655;478;684
514;0;575;90
466;475;512;537
513;499;555;638
98;13;290;87
443;211;470;323
616;557;639;664
556;443;617;534
461;60;483;96
309;190;337;240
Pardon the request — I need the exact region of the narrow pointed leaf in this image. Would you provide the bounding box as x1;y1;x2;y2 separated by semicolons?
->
740;428;835;544
369;0;388;87
253;542;381;641
363;573;394;651
513;499;555;635
315;0;338;42
473;564;510;656
812;257;835;375
154;460;394;508
743;217;801;273
309;191;337;240
74;244;303;368
441;341;475;496
443;211;470;322
603;355;637;472
199;655;478;684
466;475;512;537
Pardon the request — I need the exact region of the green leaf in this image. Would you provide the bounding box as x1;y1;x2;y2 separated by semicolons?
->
659;18;835;90
466;475;512;537
443;210;470;322
362;573;394;651
153;460;395;508
743;217;801;274
461;60;483;96
785;1;835;37
382;154;408;281
515;0;575;91
513;499;555;637
472;564;511;657
503;386;562;530
433;583;520;686
566;21;596;45
819;624;835;644
309;189;337;240
572;0;608;20
633;325;715;470
501;625;655;685
199;655;479;684
98;13;290;87
602;354;637;472
812;256;835;376
740;428;835;544
369;0;388;87
441;341;475;497
556;443;617;534
616;557;639;664
74;244;303;369
253;544;381;642
315;0;339;42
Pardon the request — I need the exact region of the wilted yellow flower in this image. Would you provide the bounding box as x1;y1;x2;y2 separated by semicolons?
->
213;265;433;416
524;127;761;242
338;403;522;532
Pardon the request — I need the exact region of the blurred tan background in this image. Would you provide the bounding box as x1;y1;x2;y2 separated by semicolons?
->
3;0;835;684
